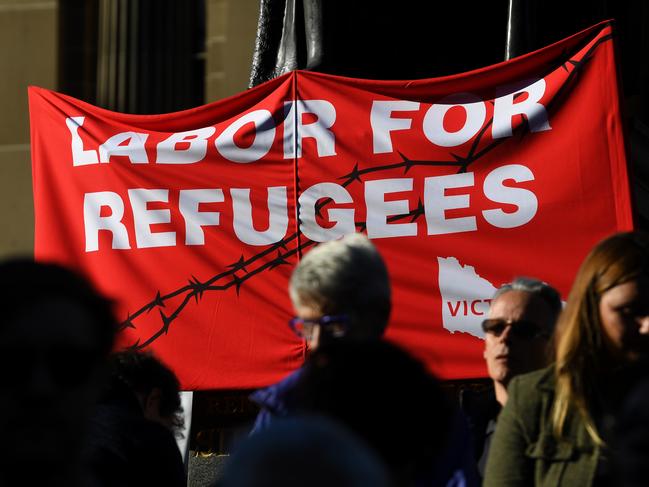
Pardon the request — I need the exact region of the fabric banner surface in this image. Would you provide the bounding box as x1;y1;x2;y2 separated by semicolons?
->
29;22;633;390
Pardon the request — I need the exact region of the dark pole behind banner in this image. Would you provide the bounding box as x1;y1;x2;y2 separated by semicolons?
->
504;0;608;60
249;0;511;84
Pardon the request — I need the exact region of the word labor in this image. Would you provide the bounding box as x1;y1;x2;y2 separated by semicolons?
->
83;164;538;252
66;79;550;166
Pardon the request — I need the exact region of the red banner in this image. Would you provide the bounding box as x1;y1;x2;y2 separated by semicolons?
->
29;22;633;390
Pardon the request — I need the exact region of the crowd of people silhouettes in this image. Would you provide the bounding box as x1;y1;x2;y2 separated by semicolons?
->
4;231;648;486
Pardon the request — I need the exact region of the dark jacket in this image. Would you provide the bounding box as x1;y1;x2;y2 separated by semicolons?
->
483;366;599;487
250;366;479;486
460;386;501;476
85;381;186;487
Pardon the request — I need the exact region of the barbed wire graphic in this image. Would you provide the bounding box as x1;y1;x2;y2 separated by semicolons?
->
121;33;611;350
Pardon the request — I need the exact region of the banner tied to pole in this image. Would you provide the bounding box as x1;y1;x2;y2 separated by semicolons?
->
30;21;633;390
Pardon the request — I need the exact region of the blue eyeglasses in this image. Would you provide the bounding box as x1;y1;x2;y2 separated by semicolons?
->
288;314;349;340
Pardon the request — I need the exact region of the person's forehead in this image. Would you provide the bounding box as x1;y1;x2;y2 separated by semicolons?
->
489;290;546;319
601;276;649;305
294;304;323;321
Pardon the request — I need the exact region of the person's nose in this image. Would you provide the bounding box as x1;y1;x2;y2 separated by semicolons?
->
499;324;513;343
307;324;321;351
638;314;649;335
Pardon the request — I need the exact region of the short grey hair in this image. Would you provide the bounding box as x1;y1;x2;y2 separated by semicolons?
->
493;276;562;323
289;233;391;338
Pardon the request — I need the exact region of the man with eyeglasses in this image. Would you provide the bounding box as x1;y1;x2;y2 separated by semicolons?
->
462;277;562;477
249;233;391;433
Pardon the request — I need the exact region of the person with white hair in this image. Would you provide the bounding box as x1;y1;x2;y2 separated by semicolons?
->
249;233;481;486
287;232;392;349
249;232;391;433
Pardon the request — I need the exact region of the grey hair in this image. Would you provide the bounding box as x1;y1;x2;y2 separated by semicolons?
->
289;233;391;338
493;276;562;322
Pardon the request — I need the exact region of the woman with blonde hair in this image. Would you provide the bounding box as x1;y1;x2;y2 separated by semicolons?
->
484;232;649;487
